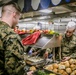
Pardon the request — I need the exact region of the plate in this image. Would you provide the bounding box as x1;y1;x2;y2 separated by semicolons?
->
31;0;40;10
51;0;61;6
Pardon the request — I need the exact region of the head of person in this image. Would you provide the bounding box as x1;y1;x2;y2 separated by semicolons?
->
49;21;54;25
65;21;76;38
1;1;21;28
14;25;19;31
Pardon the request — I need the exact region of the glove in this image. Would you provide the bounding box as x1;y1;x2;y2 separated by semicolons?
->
28;50;32;55
48;54;53;58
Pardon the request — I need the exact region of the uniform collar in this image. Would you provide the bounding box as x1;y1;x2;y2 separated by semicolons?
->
0;21;11;28
64;34;73;42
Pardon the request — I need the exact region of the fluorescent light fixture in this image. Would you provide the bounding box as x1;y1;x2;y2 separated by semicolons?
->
19;18;32;22
37;16;51;19
31;21;48;25
54;23;67;25
23;18;32;21
37;16;47;19
40;21;48;24
39;9;52;13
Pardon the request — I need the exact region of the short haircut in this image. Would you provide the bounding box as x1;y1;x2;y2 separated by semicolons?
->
66;21;76;31
2;1;21;13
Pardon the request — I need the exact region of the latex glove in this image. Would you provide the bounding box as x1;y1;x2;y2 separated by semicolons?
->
28;50;32;55
62;57;70;61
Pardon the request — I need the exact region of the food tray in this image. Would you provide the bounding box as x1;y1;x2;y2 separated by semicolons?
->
27;57;43;62
26;57;44;65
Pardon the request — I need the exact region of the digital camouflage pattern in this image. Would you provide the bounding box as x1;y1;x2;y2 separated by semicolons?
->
61;34;76;58
0;21;25;75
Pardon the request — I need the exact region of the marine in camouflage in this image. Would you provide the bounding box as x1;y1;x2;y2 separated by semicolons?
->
61;34;76;58
0;21;25;75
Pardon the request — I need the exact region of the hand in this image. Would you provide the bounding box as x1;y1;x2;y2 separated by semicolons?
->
62;57;70;61
27;71;34;75
32;52;38;56
43;52;48;59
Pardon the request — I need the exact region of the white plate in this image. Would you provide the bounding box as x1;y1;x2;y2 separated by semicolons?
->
51;0;61;6
31;0;40;10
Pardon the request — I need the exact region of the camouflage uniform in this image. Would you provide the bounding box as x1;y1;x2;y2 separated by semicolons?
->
0;21;25;75
61;34;76;58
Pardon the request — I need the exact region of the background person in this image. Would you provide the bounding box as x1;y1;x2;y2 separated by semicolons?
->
33;22;41;30
14;25;19;33
48;21;54;31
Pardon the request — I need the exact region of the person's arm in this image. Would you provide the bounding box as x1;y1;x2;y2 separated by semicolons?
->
61;35;70;61
61;38;76;61
62;48;76;62
3;34;25;75
70;47;76;59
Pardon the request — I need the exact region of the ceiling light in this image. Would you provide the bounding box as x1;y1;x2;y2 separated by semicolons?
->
39;9;52;13
24;18;32;21
19;18;32;22
37;16;51;19
37;16;47;19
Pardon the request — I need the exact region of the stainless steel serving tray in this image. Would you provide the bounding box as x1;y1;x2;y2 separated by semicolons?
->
26;56;44;65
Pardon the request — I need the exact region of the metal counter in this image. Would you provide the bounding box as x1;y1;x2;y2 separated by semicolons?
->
22;33;62;62
33;34;62;62
33;34;61;49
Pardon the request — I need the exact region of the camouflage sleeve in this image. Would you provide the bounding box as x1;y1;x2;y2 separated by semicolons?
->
3;34;25;75
46;48;52;53
61;35;76;58
70;47;76;59
70;36;76;59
